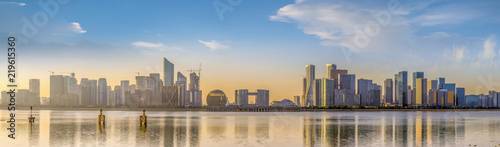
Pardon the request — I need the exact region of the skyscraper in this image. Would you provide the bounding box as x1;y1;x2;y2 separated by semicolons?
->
294;96;301;106
415;78;427;106
456;88;465;106
114;85;121;105
163;57;174;86
326;64;337;79
305;64;315;106
98;78;107;105
148;73;162;105
384;79;393;104
397;71;408;106
412;72;424;90
358;79;372;106
340;74;355;93
89;80;98;105
315;78;334;106
394;74;398;104
176;72;188;106
189;72;202;106
235;89;249;106
437;78;445;89
120;80;130;105
29;79;40;105
136;76;148;90
50;75;64;105
331;69;348;89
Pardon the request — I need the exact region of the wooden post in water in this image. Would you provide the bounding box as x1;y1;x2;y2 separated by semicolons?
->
98;108;105;124
28;106;35;123
140;108;147;125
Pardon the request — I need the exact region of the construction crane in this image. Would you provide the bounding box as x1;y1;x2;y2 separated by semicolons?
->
187;63;202;88
48;70;55;75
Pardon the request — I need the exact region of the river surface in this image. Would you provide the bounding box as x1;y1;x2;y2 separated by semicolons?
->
1;110;499;147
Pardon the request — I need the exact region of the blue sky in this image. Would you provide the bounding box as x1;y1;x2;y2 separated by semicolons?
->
1;0;500;102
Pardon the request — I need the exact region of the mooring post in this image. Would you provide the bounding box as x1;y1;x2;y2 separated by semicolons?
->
98;108;105;124
28;106;35;123
140;108;147;125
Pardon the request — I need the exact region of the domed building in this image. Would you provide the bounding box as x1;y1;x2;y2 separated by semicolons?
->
206;89;228;106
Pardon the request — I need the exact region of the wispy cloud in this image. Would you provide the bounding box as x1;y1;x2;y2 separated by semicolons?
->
480;35;496;60
445;45;466;63
132;41;182;51
71;22;87;33
0;2;26;6
198;40;230;51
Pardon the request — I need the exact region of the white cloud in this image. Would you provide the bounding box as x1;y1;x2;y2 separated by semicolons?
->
0;2;26;6
71;22;87;33
480;35;496;60
445;45;465;63
198;40;230;51
132;41;165;48
131;41;182;51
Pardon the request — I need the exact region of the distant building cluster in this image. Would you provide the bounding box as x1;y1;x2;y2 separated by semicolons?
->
0;57;203;107
294;64;500;108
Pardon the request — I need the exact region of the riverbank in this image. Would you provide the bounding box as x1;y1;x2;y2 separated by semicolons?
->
12;106;500;112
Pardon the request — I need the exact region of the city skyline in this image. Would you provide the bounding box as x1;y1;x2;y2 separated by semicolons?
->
1;0;500;103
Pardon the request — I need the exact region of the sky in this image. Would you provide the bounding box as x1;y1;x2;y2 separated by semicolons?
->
1;0;500;104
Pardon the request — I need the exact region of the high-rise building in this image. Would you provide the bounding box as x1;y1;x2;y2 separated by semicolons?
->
256;89;270;106
397;71;408;106
497;93;500;108
489;91;497;107
80;78;90;105
120;80;130;105
176;72;188;106
302;77;306;107
136;76;148;90
29;79;40;105
148;73;162;105
415;78;427;106
89;80;98;105
294;96;301;106
305;64;315;106
436;89;448;107
315;78;334;106
437;78;445;89
235;89;249;106
465;95;480;107
340;74;355;93
384;79;393;104
50;75;64;105
456;88;465;106
98;78;107;105
412;72;424;91
326;64;337;79
358;79;372;106
163;57;174;86
107;86;113;106
331;69;348;89
114;85;121;105
189;72;202;106
394;74;398;104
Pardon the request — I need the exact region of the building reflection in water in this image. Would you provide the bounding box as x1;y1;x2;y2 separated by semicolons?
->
207;116;226;142
11;110;499;146
256;115;270;144
189;116;200;147
302;112;469;147
235;116;248;144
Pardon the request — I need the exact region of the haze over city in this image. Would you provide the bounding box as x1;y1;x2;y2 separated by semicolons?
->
1;0;500;104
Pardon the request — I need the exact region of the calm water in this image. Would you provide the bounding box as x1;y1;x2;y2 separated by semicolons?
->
1;110;499;147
